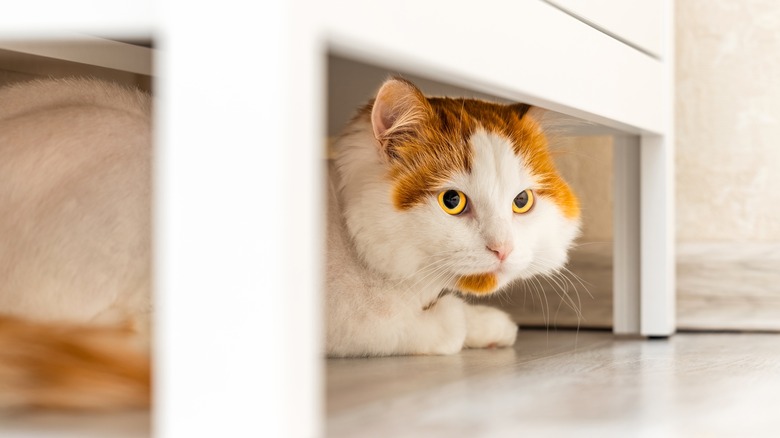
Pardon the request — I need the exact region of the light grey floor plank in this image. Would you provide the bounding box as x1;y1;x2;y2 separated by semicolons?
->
327;330;780;437
0;411;149;438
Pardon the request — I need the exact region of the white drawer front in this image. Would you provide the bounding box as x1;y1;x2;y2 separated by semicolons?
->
545;0;665;58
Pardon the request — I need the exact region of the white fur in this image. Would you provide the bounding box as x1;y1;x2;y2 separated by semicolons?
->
0;79;151;338
327;114;580;357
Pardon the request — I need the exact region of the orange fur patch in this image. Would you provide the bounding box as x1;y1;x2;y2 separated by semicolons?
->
456;273;498;295
508;116;580;219
370;93;476;210
0;316;150;410
365;83;580;219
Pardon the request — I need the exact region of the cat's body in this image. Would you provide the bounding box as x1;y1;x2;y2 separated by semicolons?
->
327;79;580;357
0;79;151;409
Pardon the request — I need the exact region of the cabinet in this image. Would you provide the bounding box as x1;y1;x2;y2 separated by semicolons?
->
302;0;673;433
312;0;675;334
1;1;674;436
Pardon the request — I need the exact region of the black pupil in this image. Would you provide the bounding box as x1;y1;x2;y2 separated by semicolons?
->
443;190;461;209
514;191;528;208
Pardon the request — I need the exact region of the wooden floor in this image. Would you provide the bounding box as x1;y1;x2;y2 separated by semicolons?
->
327;329;780;437
1;411;149;438
5;330;780;437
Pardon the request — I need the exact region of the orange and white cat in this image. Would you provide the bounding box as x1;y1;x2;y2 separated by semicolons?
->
0;79;151;409
327;78;580;356
0;76;579;408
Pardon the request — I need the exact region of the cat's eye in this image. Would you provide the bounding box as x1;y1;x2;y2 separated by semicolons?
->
512;189;535;214
438;189;467;215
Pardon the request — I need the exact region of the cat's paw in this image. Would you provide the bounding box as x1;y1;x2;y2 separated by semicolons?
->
463;304;518;349
417;294;467;355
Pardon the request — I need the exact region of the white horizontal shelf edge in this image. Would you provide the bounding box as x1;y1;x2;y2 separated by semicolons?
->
316;0;666;135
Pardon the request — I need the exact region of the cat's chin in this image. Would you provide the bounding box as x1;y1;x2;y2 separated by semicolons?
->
454;272;500;295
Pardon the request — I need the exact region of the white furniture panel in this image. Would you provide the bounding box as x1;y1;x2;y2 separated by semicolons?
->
545;0;665;57
2;0;676;435
320;0;664;135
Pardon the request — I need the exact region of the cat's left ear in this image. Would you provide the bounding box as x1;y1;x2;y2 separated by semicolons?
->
371;78;431;157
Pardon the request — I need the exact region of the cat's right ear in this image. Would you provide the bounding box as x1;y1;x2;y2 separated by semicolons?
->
371;78;430;158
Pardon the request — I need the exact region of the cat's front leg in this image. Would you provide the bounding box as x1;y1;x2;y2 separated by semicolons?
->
405;293;468;355
326;288;468;357
463;304;518;349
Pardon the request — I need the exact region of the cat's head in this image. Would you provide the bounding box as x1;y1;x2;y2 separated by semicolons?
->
336;78;580;296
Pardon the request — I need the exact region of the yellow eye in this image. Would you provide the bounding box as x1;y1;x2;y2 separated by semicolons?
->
438;189;467;215
512;189;535;214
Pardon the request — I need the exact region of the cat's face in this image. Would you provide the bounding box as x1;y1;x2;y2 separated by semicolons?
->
337;78;580;296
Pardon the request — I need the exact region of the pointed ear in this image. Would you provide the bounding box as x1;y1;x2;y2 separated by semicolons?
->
371;78;430;144
508;103;532;120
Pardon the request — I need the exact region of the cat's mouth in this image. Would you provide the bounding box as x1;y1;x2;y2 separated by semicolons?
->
455;272;499;295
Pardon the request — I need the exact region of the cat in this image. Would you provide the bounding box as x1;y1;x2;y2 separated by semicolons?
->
327;78;580;357
0;78;151;409
0;76;580;408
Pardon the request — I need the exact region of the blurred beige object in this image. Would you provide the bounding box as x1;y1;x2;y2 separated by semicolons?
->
673;0;780;330
676;0;780;241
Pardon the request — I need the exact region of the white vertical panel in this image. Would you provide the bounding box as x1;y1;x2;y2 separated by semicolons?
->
639;0;676;337
613;136;641;335
640;136;676;336
156;0;321;436
284;0;326;435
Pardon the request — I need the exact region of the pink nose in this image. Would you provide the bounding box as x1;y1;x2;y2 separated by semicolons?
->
487;242;513;261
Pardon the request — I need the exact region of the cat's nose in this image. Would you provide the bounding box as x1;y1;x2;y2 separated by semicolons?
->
487;242;513;261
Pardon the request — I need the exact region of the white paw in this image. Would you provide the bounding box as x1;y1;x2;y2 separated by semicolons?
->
463;305;518;349
421;294;467;355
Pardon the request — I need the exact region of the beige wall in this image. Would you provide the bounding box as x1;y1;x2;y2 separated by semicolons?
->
676;0;780;242
674;0;780;330
552;136;613;244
